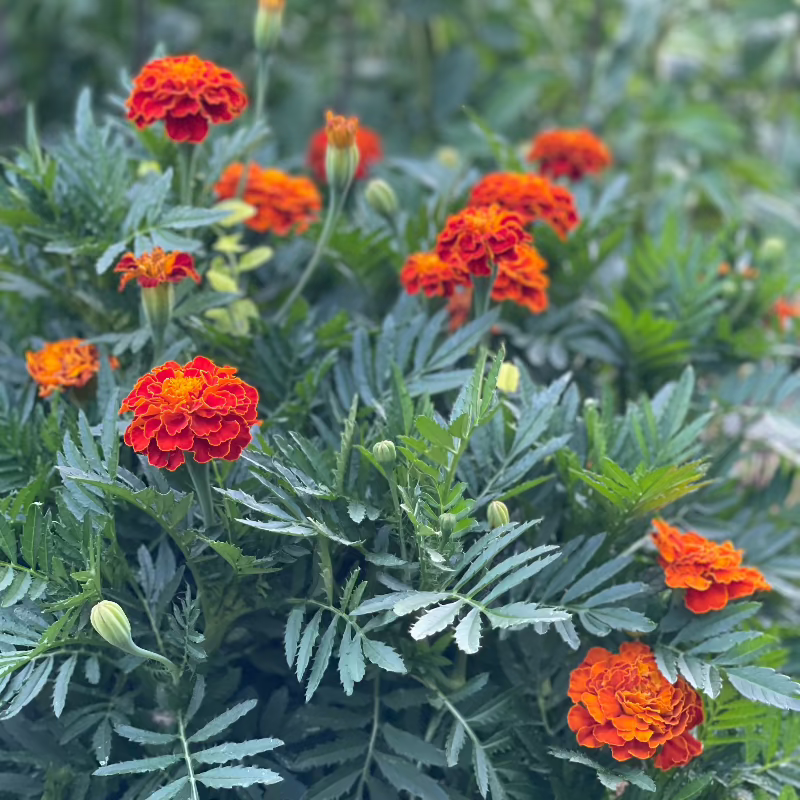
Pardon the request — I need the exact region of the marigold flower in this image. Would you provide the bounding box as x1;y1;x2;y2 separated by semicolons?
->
400;252;470;298
652;519;770;614
259;0;285;9
325;111;359;149
774;298;800;330
307;121;383;184
27;339;116;398
528;129;612;181
120;356;260;471
436;205;532;278
468;173;580;238
447;286;473;332
127;55;248;144
115;248;201;292
490;244;549;314
568;642;704;771
214;163;322;235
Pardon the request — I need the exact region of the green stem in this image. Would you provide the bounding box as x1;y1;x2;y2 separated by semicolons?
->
142;283;174;363
185;457;215;529
179;144;200;206
178;713;200;800
355;675;380;800
254;53;270;124
273;184;345;322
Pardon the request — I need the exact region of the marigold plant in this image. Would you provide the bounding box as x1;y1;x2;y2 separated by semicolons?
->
127;55;248;143
120;356;260;471
26;338;114;398
652;519;771;613
214;163;322;235
528;128;612;180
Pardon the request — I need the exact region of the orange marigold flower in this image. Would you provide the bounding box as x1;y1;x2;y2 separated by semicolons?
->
27;339;115;398
774;297;800;331
447;286;474;332
436;205;532;278
400;252;471;298
568;642;704;771
214;163;322;235
325;111;359;149
115;248;201;292
490;244;549;314
528;129;612;181
307;122;383;184
120;356;260;472
127;55;248;144
652;519;771;614
468;173;580;238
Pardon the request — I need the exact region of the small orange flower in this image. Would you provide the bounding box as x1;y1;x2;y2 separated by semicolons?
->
259;0;285;8
652;519;771;614
490;244;549;314
447;286;474;331
436;205;532;278
127;55;248;144
468;173;580;238
325;111;359;149
27;339;116;398
307;122;383;184
528;129;612;181
775;298;800;330
115;248;201;292
568;642;704;771
717;262;732;276
120;356;260;472
214;164;322;235
400;252;470;299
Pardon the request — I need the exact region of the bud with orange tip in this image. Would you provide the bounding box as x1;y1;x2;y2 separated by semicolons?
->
325;111;361;193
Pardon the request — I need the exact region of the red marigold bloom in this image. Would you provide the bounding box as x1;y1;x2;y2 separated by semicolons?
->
115;248;201;292
436;205;532;278
214;163;322;235
27;339;116;398
490;244;549;314
127;55;248;144
468;173;580;238
528;129;612;181
307;122;383;184
120;356;260;471
568;642;704;771
652;519;771;614
400;252;471;298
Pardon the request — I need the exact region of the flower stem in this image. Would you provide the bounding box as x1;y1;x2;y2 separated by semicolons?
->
178;713;200;800
142;283;174;363
254;53;270;125
185;457;215;528
273;184;347;323
179;143;199;206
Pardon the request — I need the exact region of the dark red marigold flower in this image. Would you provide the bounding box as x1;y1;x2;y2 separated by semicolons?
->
127;55;248;144
468;173;580;238
400;252;471;298
214;163;322;235
120;356;260;471
490;244;549;314
568;642;704;771
652;519;771;614
115;248;201;292
27;339;117;398
528;129;612;181
307;122;383;184
436;205;532;278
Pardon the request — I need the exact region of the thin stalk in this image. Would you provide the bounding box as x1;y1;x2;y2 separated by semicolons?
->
178;713;200;800
355;675;380;800
274;185;345;322
185;457;215;528
179;144;200;206
254;53;270;124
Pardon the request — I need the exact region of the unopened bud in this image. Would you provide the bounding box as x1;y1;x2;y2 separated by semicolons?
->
496;363;520;393
372;440;396;467
487;500;509;529
254;0;285;53
325;111;361;193
365;179;398;219
439;513;457;536
436;146;461;170
759;237;786;264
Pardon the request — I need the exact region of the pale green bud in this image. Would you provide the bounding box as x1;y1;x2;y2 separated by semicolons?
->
372;440;396;467
90;601;138;655
254;0;285;53
487;500;509;529
326;144;360;194
364;179;398;218
759;237;786;264
439;513;457;537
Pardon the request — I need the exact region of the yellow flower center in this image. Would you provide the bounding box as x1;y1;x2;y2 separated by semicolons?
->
161;374;205;405
134;249;171;280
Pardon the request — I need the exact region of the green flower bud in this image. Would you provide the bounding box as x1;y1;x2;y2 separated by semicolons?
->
439;513;457;536
364;179;398;218
436;146;461;170
326;144;360;194
372;440;396;467
758;237;786;264
487;500;509;529
254;0;285;53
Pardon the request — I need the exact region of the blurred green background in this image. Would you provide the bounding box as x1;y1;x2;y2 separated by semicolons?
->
3;0;800;233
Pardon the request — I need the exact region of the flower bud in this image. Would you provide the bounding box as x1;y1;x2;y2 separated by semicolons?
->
487;500;509;529
254;0;285;53
439;513;457;537
436;146;461;170
325;111;361;193
496;363;520;393
91;601;138;656
759;237;786;264
372;440;396;468
364;179;398;219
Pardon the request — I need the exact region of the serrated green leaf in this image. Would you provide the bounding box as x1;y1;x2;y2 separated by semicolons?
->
306;618;338;701
726;667;800;711
192;737;283;765
188;699;258;743
52;654;77;718
195;765;282;788
93;755;181;776
113;724;176;745
409;601;464;640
